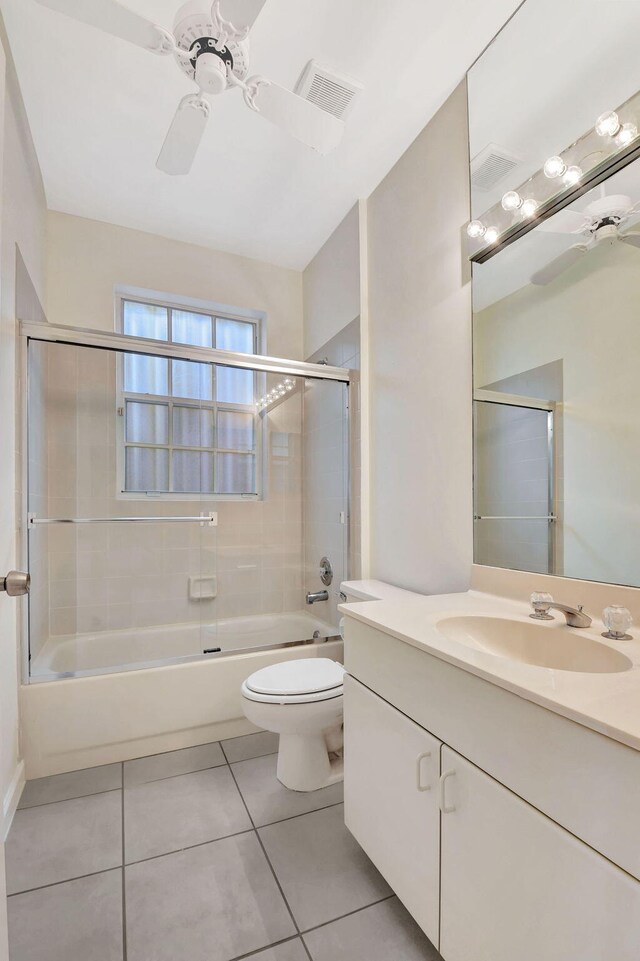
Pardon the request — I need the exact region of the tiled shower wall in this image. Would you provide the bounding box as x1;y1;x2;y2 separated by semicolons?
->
305;318;360;628
30;341;304;646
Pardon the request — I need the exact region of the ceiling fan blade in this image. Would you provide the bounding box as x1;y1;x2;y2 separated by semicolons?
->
156;96;210;176
249;81;344;154
35;0;167;51
621;232;640;249
530;244;590;286
216;0;267;32
534;209;588;235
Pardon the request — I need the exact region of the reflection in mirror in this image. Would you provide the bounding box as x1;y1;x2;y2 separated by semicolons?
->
473;158;640;587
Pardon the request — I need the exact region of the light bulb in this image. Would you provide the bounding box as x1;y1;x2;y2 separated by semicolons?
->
615;122;638;148
466;220;486;240
563;165;582;186
484;226;499;244
501;190;522;211
521;198;539;218
595;110;620;138
543;156;566;179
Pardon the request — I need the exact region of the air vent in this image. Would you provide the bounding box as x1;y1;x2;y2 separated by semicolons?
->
471;143;523;191
295;60;363;120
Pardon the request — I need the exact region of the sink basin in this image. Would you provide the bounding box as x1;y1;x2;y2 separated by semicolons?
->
436;616;633;674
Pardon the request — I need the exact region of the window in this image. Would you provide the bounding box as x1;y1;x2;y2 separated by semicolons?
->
117;296;261;498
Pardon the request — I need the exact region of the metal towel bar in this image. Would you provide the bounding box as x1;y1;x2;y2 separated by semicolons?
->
27;513;217;527
474;514;555;521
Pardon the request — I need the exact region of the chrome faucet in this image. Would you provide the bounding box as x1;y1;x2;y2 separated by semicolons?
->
306;590;329;605
530;592;592;628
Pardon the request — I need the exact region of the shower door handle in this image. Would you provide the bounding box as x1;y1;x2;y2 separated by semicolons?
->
0;571;30;596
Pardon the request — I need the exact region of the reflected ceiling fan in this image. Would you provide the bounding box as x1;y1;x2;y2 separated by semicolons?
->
34;0;345;173
531;193;640;286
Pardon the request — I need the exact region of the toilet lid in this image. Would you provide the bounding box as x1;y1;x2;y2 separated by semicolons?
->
245;658;345;697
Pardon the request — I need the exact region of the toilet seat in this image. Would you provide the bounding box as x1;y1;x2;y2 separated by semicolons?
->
242;658;345;704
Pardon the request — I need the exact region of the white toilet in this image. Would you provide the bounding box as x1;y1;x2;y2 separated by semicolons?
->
241;657;346;792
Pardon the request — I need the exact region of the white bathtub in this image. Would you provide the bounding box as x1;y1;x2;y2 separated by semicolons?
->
22;610;344;779
32;611;339;679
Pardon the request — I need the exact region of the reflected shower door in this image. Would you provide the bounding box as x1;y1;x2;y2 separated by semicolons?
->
474;397;556;575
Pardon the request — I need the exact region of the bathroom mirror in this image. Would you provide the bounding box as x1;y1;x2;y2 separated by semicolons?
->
469;0;640;587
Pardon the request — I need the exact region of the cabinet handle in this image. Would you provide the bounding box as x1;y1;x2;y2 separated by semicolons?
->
416;752;432;792
439;769;456;813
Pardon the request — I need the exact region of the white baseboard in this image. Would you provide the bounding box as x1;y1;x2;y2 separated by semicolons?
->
1;760;25;841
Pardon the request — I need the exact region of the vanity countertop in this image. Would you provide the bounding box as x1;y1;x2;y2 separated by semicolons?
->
340;587;640;753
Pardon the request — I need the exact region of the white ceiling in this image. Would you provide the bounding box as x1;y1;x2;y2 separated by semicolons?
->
1;0;523;270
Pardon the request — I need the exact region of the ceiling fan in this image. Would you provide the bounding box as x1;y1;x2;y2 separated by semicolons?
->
530;193;640;286
34;0;346;174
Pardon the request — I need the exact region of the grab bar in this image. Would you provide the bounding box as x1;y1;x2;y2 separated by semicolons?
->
28;513;217;527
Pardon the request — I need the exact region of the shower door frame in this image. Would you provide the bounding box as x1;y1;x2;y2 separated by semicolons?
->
473;388;557;576
19;320;354;684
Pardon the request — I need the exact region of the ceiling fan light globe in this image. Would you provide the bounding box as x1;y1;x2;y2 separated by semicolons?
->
195;53;227;95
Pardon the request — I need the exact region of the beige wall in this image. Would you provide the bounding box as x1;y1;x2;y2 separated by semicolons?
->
366;81;473;595
45;211;304;361
475;240;640;587
303;204;360;359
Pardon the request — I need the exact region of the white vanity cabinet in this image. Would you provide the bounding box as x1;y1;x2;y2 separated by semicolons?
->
343;675;441;944
343;617;640;959
439;746;640;961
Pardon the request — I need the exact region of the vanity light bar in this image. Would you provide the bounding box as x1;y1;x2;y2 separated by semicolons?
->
466;99;640;253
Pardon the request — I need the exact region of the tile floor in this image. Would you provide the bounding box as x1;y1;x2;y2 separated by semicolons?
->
6;732;442;961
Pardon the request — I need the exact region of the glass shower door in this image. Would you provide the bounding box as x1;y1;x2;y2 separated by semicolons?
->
25;327;351;680
26;338;218;679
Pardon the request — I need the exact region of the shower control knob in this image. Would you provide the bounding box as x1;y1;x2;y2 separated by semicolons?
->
319;557;333;586
0;570;30;596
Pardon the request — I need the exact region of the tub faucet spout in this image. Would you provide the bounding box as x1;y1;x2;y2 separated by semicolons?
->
306;590;329;604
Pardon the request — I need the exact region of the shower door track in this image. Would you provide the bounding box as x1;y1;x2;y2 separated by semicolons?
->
19;320;352;383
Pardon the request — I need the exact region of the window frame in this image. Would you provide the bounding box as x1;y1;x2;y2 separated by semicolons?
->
114;290;265;502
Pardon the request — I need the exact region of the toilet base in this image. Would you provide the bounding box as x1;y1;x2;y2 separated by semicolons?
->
277;724;344;792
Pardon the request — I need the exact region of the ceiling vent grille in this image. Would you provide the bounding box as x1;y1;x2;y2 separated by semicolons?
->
471;143;523;191
295;61;363;120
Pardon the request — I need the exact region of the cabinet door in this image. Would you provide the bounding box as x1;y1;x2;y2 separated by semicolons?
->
440;746;640;961
343;675;441;944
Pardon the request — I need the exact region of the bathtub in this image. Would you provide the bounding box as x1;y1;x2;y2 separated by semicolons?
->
32;611;338;679
21;610;344;779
